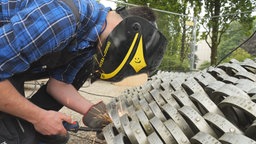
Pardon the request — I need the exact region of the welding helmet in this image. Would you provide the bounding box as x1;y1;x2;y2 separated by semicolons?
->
96;7;167;82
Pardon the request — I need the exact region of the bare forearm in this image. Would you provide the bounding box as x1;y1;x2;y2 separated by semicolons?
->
47;78;93;115
0;80;73;135
0;80;44;124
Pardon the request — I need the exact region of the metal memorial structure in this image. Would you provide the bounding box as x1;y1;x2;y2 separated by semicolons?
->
103;58;256;144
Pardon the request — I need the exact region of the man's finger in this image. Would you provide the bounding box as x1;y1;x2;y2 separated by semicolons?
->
60;113;72;124
58;113;72;135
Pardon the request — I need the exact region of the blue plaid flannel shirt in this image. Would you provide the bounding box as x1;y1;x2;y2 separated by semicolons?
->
0;0;110;83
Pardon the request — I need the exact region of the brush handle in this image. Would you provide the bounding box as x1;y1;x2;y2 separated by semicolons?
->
63;121;79;133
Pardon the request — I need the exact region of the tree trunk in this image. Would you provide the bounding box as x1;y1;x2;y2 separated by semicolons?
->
210;0;221;65
180;20;187;63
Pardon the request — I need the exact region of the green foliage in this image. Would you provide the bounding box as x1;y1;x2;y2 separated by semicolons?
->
217;20;256;64
118;0;255;71
220;48;254;63
200;0;254;65
158;54;190;72
119;0;202;72
198;61;211;70
218;21;249;59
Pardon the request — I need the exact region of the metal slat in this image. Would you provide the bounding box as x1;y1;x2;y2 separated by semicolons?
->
190;132;221;144
203;113;243;136
147;132;164;144
149;101;167;122
182;77;205;95
219;133;256;144
190;92;225;116
164;119;191;144
135;109;154;135
120;114;138;144
178;106;217;138
219;96;256;119
162;103;194;138
245;120;256;141
172;89;200;113
150;117;176;144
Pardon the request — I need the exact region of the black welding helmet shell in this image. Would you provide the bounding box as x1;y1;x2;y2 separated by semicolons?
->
97;16;167;82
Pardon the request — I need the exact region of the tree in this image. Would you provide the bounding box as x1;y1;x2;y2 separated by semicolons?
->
200;0;254;65
117;0;254;70
218;21;253;61
119;0;201;71
240;19;256;56
215;18;256;64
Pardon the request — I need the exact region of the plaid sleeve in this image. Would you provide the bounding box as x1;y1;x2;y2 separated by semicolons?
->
49;48;95;84
0;0;77;81
49;0;110;83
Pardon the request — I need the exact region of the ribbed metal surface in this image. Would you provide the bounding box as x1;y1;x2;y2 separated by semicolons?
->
102;58;256;144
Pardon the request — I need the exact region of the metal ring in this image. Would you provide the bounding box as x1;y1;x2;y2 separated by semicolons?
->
219;96;256;119
219;132;256;144
164;119;190;144
171;89;200;113
135;109;154;135
170;78;185;91
160;81;172;91
103;123;118;144
203;112;243;136
208;67;238;83
126;106;139;122
251;95;256;105
190;92;225;116
190;131;221;144
194;72;217;88
217;62;248;76
235;79;256;93
142;91;154;103
159;90;180;109
182;77;205;95
149;101;167;122
162;103;194;138
147;132;164;144
245;120;256;141
178;106;218;138
120;114;138;144
106;99;117;112
129;120;149;144
240;59;256;73
213;84;251;99
150;116;176;144
202;72;217;84
113;133;132;144
235;71;256;82
204;81;225;96
108;104;124;133
115;95;129;115
149;89;167;107
249;89;256;97
131;94;141;111
139;98;155;119
150;78;162;90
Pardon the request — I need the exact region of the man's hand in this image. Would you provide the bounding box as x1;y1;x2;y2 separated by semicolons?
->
33;110;72;136
82;101;111;129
